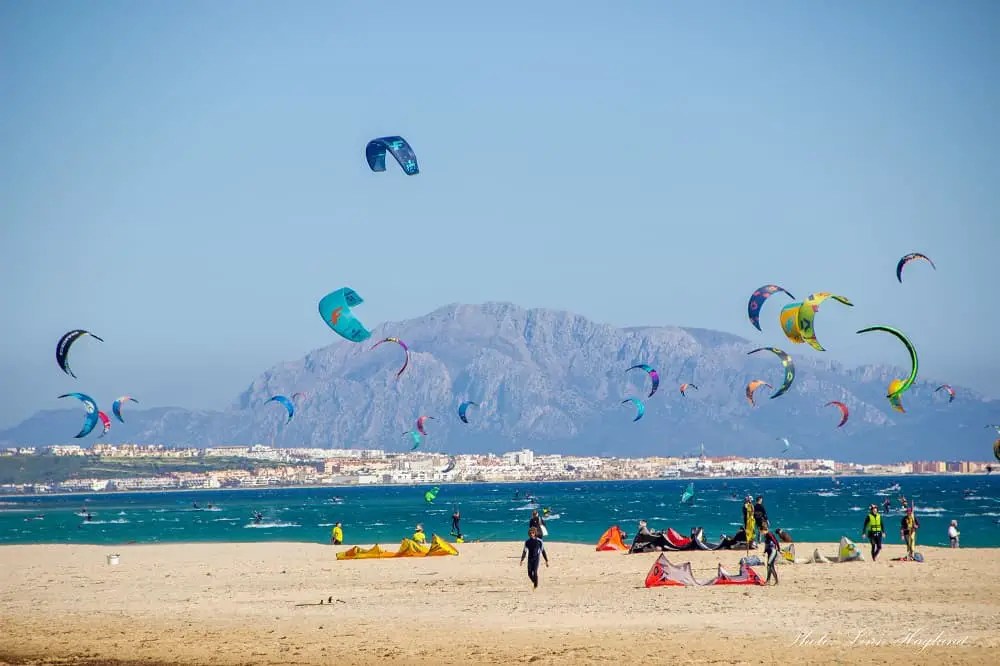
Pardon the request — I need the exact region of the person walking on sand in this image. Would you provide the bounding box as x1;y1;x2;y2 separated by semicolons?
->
901;506;920;559
948;520;960;548
519;526;549;589
761;525;782;585
331;521;343;545
862;504;883;561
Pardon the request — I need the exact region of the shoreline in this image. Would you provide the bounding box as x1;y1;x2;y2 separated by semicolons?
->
0;471;983;501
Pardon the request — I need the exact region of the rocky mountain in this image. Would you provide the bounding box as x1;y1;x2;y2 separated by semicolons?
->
3;303;997;463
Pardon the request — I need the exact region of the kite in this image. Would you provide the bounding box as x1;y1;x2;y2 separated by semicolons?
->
745;380;773;407
404;430;421;450
798;293;854;352
366;136;419;175
97;411;111;438
627;364;660;398
111;396;137;424
680;482;694;504
458;400;479;424
265;395;295;423
747;285;796;331
58;392;100;439
621;397;645;422
896;253;936;283
424;486;439;503
778;437;791;454
56;330;104;379
856;325;918;399
934;385;955;403
888;387;906;413
780;302;805;344
987;425;1000;435
747;347;795;399
679;383;698;396
291;392;307;403
442;457;457;474
416;415;435;436
825;401;849;428
318;287;371;343
371;337;410;378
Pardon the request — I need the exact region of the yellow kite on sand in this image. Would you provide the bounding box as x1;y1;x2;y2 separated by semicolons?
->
336;534;459;560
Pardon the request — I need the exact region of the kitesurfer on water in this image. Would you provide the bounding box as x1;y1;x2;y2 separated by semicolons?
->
451;509;461;538
519;526;549;589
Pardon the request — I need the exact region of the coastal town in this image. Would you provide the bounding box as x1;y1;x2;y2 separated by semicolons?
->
0;443;991;495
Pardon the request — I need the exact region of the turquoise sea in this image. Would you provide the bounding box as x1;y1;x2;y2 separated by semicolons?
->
2;476;999;548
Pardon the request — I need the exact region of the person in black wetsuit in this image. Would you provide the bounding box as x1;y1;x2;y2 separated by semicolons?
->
451;508;462;538
761;526;781;585
862;504;883;561
519;526;549;589
753;496;769;532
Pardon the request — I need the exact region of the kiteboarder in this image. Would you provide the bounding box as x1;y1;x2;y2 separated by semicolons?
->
862;504;883;562
451;509;461;538
519;526;549;590
900;507;920;559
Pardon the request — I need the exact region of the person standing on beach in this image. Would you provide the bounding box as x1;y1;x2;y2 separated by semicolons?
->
948;520;960;548
529;510;547;537
753;496;769;532
742;497;757;551
331;522;343;545
519;526;549;589
900;507;920;559
862;504;883;561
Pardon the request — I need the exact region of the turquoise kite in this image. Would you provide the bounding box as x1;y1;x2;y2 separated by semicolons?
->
680;482;694;504
58;392;100;439
111;396;137;424
621;397;645;422
366;136;419;175
458;400;479;424
265;395;295;423
404;430;421;450
318;287;371;343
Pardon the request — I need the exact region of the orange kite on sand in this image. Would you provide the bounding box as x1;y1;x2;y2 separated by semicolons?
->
596;525;628;551
336;534;458;560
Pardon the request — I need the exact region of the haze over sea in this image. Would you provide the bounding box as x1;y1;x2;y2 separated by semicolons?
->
3;476;999;548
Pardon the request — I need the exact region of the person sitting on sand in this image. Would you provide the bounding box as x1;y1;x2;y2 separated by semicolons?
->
413;524;427;544
862;504;883;562
637;520;653;537
948;520;960;548
900;507;920;559
775;528;793;544
519;526;549;590
331;521;343;545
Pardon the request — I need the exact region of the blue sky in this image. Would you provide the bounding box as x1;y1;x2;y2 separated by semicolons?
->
1;1;997;428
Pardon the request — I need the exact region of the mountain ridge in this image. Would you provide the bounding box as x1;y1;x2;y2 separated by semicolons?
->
2;302;996;464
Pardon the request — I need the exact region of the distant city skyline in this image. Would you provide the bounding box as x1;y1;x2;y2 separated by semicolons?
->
2;2;998;428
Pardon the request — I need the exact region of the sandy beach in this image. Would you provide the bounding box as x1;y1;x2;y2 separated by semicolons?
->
1;539;997;665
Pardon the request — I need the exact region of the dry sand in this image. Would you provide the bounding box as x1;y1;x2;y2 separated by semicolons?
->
1;540;997;665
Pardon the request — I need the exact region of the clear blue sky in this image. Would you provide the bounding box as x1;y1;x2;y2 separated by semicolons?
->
2;1;998;428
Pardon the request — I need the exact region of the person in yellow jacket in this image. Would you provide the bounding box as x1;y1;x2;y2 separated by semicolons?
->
330;521;343;545
861;505;883;561
413;524;427;544
900;506;920;560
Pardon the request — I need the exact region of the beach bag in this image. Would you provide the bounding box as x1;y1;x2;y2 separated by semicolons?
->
740;555;763;567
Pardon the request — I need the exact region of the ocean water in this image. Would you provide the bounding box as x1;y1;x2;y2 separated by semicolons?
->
2;476;999;548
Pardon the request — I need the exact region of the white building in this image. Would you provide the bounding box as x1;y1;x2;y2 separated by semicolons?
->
503;449;534;466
